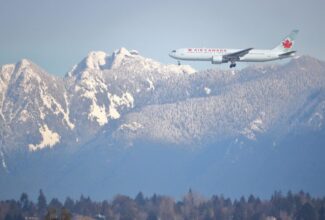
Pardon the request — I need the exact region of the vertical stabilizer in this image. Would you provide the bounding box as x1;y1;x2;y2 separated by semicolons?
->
272;29;299;52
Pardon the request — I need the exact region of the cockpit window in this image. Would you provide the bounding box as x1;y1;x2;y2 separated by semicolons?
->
172;50;176;53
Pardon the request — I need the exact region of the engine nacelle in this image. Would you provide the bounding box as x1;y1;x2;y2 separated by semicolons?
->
211;56;224;64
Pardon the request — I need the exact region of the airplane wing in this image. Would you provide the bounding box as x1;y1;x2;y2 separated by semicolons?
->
279;51;296;57
223;48;253;61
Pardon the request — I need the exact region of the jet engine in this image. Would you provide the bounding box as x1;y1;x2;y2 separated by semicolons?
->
211;56;224;64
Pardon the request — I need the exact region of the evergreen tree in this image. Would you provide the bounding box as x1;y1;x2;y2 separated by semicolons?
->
5;213;24;220
37;189;47;215
135;192;145;206
4;200;24;220
1;190;325;220
319;205;325;220
20;193;29;211
48;198;62;210
64;197;75;212
296;202;317;220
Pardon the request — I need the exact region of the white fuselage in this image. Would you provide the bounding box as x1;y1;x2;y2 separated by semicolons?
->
169;48;293;63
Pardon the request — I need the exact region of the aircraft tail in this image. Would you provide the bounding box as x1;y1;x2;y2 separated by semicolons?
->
272;29;299;52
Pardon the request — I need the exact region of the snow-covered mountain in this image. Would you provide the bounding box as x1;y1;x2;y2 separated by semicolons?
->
0;59;73;152
111;56;325;146
0;48;195;153
0;49;325;199
66;48;194;142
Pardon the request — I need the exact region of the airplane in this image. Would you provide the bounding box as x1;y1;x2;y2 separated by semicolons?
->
169;30;299;68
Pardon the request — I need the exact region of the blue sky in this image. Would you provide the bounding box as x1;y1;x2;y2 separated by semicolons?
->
0;0;324;76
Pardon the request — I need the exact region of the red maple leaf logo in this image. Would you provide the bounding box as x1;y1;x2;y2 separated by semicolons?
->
282;39;293;49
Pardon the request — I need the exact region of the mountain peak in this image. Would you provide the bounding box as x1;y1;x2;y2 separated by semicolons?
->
1;63;15;70
0;64;15;79
293;55;323;64
14;59;41;77
17;59;33;69
67;48;138;76
15;59;45;74
88;51;107;58
110;47;135;69
285;55;325;71
67;51;109;76
85;51;109;70
114;47;131;56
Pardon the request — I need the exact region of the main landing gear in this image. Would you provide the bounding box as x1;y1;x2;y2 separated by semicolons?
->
229;61;236;68
177;60;181;66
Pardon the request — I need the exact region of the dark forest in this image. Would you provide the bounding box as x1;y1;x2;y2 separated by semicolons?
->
1;190;325;220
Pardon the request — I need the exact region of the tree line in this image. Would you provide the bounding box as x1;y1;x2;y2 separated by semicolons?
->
1;190;325;220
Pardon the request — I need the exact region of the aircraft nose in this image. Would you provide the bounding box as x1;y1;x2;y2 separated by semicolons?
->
169;50;176;58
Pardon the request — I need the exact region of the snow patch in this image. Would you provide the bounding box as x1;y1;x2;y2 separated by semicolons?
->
119;122;143;131
108;104;120;119
18;109;29;122
0;64;12;119
108;92;134;119
40;87;75;129
204;87;211;95
0;64;15;87
146;78;155;91
241;114;265;140
67;65;78;77
0;111;3;123
250;118;264;132
130;50;139;55
29;125;60;151
308;112;324;128
87;91;134;124
63;92;75;129
77;73;111;126
79;72;108;100
167;64;196;75
0;150;8;172
88;102;108;126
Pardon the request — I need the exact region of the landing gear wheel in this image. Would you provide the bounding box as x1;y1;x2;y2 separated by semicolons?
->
177;61;181;66
230;63;236;68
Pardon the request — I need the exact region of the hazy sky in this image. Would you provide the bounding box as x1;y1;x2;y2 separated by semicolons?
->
0;0;324;76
